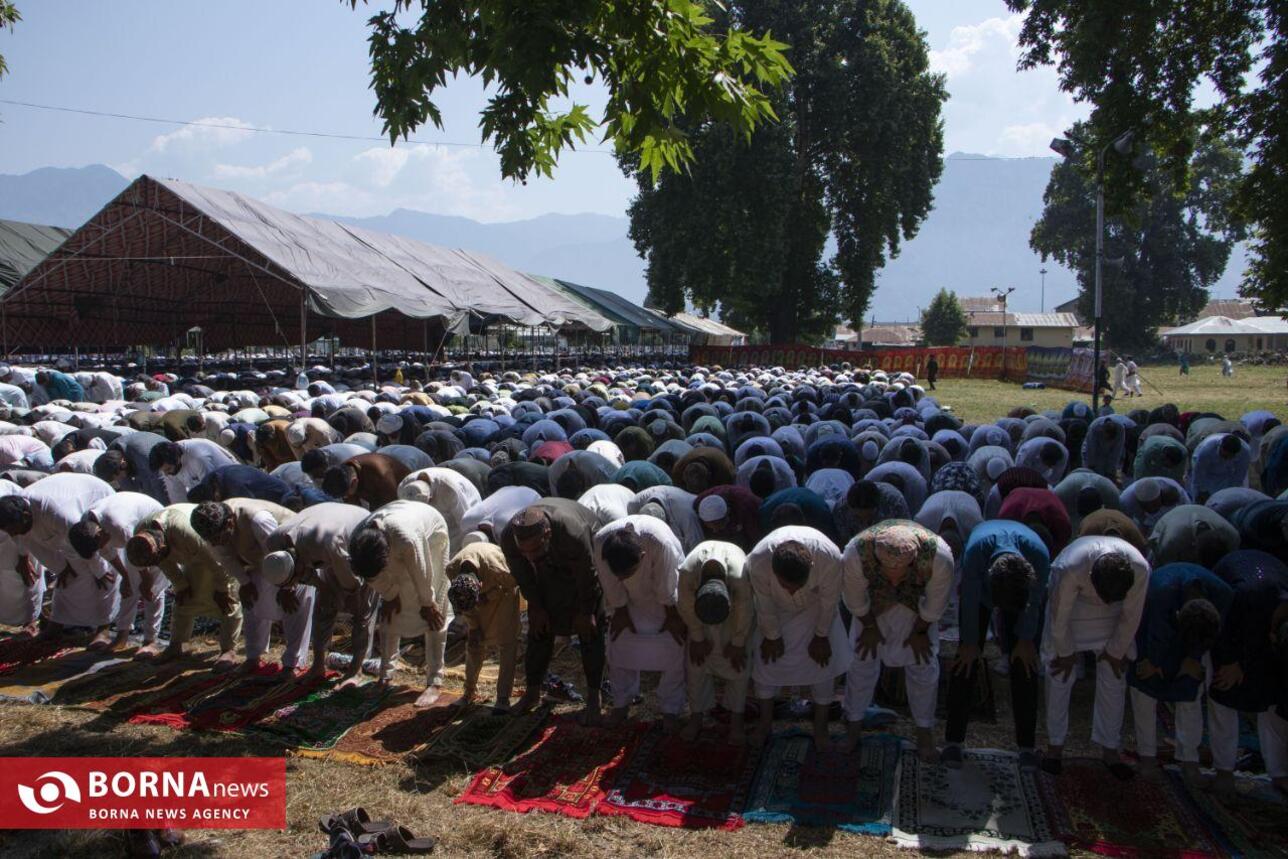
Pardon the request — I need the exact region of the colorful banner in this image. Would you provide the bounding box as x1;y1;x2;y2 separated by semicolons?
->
687;344;1028;381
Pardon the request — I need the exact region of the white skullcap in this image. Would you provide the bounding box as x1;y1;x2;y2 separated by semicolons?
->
261;550;295;588
375;413;404;436
986;457;1007;481
697;494;729;523
861;440;880;461
1135;479;1160;503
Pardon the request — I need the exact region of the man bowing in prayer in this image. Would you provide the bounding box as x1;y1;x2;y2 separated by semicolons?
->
190;499;314;673
348;500;453;708
747;526;851;749
446;540;522;712
595;515;687;732
1042;535;1150;779
501;498;606;723
841;520;953;761
676;540;754;745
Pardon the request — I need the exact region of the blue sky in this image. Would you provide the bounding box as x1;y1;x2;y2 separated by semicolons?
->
0;2;1082;222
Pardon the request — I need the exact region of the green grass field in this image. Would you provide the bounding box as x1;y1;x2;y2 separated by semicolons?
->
937;362;1286;424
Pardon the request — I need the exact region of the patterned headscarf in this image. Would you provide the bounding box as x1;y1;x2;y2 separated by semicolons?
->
929;461;984;506
856;520;940;614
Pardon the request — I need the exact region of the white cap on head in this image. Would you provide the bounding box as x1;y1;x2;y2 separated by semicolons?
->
461;530;490;547
1135;479;1160;503
697;494;728;523
261;550;295;588
375;413;404;436
861;440;880;461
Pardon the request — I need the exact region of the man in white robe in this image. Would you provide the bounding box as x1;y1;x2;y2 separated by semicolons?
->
189;498;314;672
841;520;953;759
595;515;687;730
0;473;119;647
0;478;42;633
1042;535;1150;778
150;439;239;503
676;540;754;744
348;500;453;708
69;491;167;654
747;526;851;749
398;467;483;554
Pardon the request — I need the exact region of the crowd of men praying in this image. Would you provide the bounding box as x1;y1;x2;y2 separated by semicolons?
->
0;360;1283;794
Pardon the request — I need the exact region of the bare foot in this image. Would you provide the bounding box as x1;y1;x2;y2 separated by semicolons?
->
414;686;443;709
336;674;364;691
680;715;702;742
134;641;164;659
512;691;541;716
87;629;113;650
107;634;132;653
212;651;238;672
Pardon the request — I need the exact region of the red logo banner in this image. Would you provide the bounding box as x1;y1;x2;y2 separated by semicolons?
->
0;757;286;829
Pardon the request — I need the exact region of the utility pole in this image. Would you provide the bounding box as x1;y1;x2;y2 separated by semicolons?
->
992;286;1016;381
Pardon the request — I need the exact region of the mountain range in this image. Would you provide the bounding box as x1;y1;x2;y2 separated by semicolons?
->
0;156;1249;320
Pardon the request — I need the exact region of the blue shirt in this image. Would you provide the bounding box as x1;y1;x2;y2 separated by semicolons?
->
958;520;1051;644
1129;563;1233;702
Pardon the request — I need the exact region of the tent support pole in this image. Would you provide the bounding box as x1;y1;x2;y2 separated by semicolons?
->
371;315;378;388
299;290;307;377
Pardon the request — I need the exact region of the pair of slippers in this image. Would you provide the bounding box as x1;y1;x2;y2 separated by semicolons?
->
317;808;435;856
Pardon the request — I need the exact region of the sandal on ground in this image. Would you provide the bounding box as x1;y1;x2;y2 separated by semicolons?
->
358;825;435;855
320;807;394;836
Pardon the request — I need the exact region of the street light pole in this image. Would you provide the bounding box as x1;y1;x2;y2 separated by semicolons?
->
1050;129;1134;412
1039;267;1048;312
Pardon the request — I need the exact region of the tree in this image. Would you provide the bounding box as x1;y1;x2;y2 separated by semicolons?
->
0;2;19;80
919;289;967;346
626;0;945;343
347;0;793;182
1004;1;1287;313
1030;122;1245;352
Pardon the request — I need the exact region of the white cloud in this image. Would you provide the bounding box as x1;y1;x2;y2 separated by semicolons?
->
149;116;255;153
354;146;411;188
998;122;1062;154
930;14;1023;79
213;147;312;179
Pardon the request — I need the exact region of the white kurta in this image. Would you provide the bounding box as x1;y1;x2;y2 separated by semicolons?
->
628;486;704;552
167;439;239;502
87;491;168;638
1041;535;1150;663
363;501;454;684
746;526;851;695
397;467;483;553
0;478;40;626
459;486;542;540
577;484;635;529
676;540;753;713
595;515;686;713
20;473;118;627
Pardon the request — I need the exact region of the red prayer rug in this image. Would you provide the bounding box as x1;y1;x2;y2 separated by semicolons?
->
1036;759;1222;857
0;635;78;677
598;723;761;830
456;715;647;819
127;663;334;731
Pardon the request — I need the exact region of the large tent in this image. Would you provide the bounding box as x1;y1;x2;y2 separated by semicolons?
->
0;219;72;294
0;175;611;354
536;276;681;344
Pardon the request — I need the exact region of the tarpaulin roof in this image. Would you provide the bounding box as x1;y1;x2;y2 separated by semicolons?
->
539;277;681;335
0;175;610;352
669;311;745;339
0;219;71;293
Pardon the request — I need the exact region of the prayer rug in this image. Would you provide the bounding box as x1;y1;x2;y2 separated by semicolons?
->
598;723;762;830
127;663;282;730
83;663;212;717
54;657;192;710
893;748;1062;856
1170;771;1288;859
742;730;901;835
419;702;550;770
455;715;646;819
1036;758;1221;857
0;648;128;704
0;635;79;676
293;689;462;766
251;682;392;750
184;665;335;732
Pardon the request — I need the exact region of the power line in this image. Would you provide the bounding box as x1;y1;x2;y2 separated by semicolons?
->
1;98;1052;162
0;98;617;155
